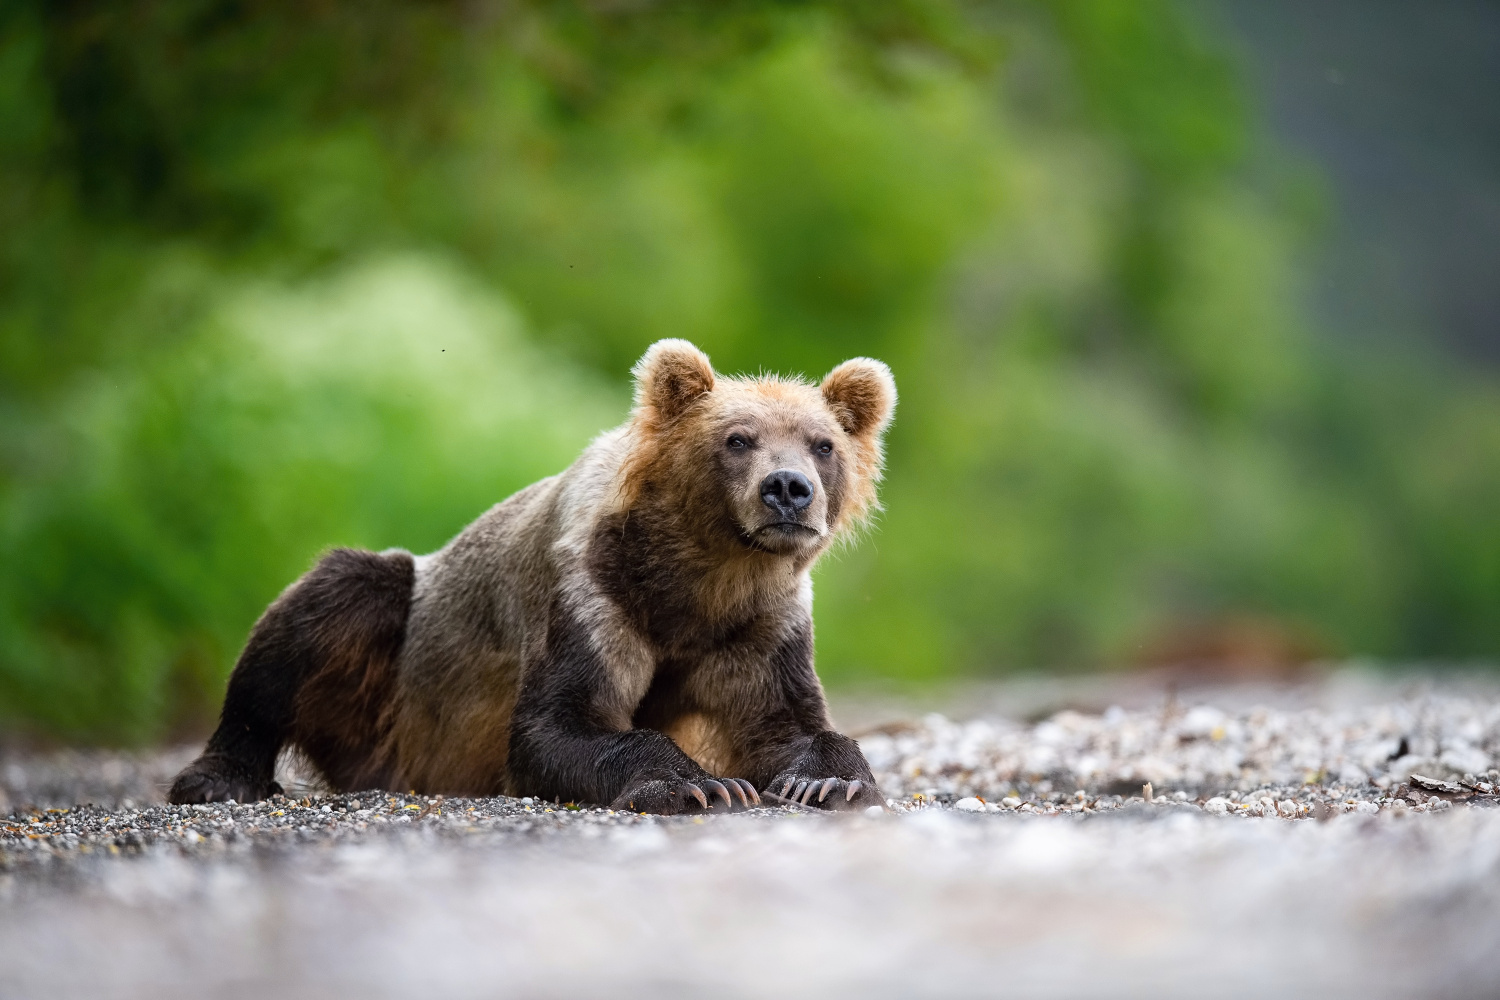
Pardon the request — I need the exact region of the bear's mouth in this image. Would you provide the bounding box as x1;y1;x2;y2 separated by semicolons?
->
742;521;822;552
759;521;820;536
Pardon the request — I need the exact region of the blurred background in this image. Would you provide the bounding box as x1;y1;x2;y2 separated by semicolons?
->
1;0;1496;744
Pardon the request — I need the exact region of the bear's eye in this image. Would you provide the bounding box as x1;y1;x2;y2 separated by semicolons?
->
815;440;834;457
726;434;749;451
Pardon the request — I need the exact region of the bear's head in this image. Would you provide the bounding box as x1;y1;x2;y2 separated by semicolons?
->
619;339;895;562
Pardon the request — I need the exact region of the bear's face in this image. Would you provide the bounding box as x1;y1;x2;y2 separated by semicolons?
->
710;381;846;555
623;340;896;560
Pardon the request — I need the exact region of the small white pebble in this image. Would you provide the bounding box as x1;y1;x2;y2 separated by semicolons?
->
1001;796;1022;808
1202;797;1230;815
863;806;885;818
954;797;985;812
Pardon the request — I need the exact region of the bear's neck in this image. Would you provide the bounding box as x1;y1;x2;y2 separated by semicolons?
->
587;505;811;653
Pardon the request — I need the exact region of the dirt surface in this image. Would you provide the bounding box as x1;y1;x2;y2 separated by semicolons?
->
4;669;1500;998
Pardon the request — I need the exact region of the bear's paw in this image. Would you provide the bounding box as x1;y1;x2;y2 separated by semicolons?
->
611;772;759;814
764;774;884;812
168;754;283;805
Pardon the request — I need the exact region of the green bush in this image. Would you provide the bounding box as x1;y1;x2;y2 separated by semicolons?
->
1;257;617;740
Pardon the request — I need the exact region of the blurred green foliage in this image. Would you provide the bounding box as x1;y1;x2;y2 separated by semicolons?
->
2;1;1497;741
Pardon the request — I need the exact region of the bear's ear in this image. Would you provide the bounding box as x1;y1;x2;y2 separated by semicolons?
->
821;358;896;438
632;339;716;422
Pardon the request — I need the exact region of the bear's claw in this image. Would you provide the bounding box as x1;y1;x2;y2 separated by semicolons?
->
611;774;759;814
766;775;879;811
702;779;732;809
724;778;755;807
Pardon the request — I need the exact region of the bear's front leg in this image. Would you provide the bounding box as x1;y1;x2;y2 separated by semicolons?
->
509;718;757;814
716;624;886;812
507;607;758;814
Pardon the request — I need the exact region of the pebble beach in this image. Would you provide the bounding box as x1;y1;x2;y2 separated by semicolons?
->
4;668;1499;998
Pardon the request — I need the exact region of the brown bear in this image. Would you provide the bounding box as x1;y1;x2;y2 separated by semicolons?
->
169;339;895;813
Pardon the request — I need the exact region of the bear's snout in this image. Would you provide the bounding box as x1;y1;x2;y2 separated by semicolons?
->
760;469;815;516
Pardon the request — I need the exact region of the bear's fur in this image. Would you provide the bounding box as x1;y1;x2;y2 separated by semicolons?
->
170;339;896;813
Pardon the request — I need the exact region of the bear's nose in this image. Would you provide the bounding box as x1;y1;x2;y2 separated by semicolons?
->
760;470;814;514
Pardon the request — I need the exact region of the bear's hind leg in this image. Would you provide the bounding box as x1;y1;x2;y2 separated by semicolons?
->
168;621;303;804
169;548;414;804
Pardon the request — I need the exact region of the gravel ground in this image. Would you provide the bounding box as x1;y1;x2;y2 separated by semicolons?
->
4;669;1500;998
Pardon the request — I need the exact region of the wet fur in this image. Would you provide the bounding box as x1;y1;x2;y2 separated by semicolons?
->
171;340;895;812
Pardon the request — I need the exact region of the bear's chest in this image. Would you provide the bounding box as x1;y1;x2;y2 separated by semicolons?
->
586;515;782;656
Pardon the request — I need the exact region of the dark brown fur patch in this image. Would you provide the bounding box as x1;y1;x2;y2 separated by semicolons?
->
588;508;760;652
289;548;413;790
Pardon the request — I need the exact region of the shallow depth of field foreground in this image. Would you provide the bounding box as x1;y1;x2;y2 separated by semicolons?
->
5;669;1499;999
